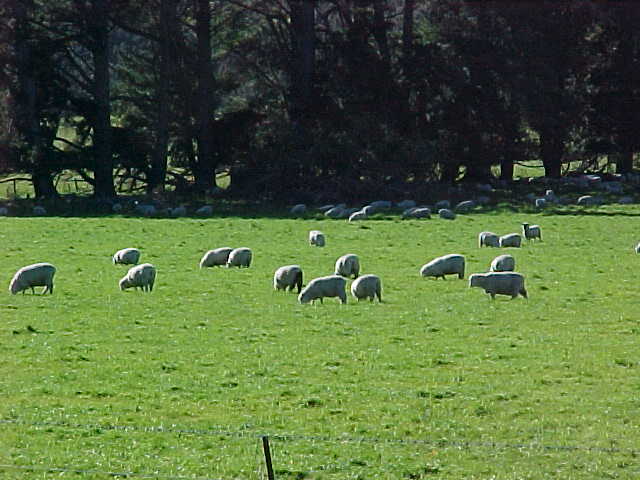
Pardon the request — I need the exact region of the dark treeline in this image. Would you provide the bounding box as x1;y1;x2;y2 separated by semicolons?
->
1;1;639;202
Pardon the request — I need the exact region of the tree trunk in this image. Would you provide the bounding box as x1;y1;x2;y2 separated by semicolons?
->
90;0;115;198
500;157;514;182
147;0;175;194
32;164;57;198
539;128;563;178
194;0;216;193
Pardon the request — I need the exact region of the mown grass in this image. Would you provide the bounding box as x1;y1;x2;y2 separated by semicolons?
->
0;208;639;479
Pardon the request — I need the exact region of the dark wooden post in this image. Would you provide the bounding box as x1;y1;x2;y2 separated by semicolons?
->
262;436;275;480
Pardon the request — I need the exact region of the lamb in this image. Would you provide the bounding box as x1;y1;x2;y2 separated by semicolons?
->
402;207;431;219
273;265;303;293
499;233;522;248
199;247;233;268
522;222;542;241
112;247;141;265
489;254;515;272
478;231;500;248
227;247;252;268
298;275;347;304
350;274;382;302
420;254;465;280
9;262;56;294
309;230;326;247
334;253;360;278
469;272;527;299
119;263;156;292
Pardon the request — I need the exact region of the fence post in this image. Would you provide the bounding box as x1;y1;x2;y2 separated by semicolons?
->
261;436;275;480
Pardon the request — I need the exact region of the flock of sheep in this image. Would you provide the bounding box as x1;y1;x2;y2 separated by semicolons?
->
7;220;541;302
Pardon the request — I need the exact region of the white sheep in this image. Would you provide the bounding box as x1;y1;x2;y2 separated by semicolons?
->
469;272;527;299
348;210;367;222
119;263;156;292
273;265;303;293
290;204;307;215
227;247;252;268
489;254;515;272
335;253;360;278
298;275;347;304
420;254;465;280
199;247;233;268
522;222;542;241
438;208;456;220
478;231;500;248
350;274;382;302
9;262;56;294
455;200;475;212
499;233;522;248
402;207;431;219
113;247;141;265
309;230;325;247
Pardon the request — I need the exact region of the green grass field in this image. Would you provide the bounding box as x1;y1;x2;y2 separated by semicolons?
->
1;209;639;479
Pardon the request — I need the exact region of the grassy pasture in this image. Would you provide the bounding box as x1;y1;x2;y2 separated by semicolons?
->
0;208;639;479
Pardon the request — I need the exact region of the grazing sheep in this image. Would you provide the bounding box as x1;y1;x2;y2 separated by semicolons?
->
438;208;456;220
33;206;47;216
435;200;450;210
478;231;500;248
535;198;547;209
9;262;56;294
499;233;522;248
317;204;335;213
577;195;602;206
361;205;376;216
348;210;367;222
350;274;382;302
420;254;465;280
544;190;558;203
119;263;156;292
522;222;542;241
290;204;307;215
469;272;527;299
369;200;392;210
325;206;346;218
273;265;303;293
199;247;233;268
309;230;326;247
335;253;360;278
227;247;252;268
195;205;213;216
298;275;347;304
402;207;431;219
489;254;515;272
455;200;475;212
112;247;141;265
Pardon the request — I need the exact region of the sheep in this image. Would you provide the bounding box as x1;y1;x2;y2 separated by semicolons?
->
420;254;465;280
368;200;392;210
478;231;500;248
33;206;47;216
348;210;367;222
227;247;252;268
325;206;345;218
489;254;515;272
455;200;475;212
535;198;547;209
112;247;141;265
290;204;307;216
317;204;335;213
119;263;156;292
577;195;603;206
335;253;360;278
619;196;634;205
195;205;213;216
361;205;376;216
9;262;56;294
635;243;640;254
0;206;8;215
170;206;187;217
499;233;522;248
199;247;233;268
309;230;326;247
402;207;431;219
468;272;527;299
298;275;347;304
112;203;123;213
522;222;542;241
273;265;303;293
435;200;450;210
438;208;456;220
350;274;382;302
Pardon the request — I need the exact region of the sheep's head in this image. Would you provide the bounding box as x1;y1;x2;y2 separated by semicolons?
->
119;277;130;291
298;289;313;304
469;274;486;289
9;276;22;295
